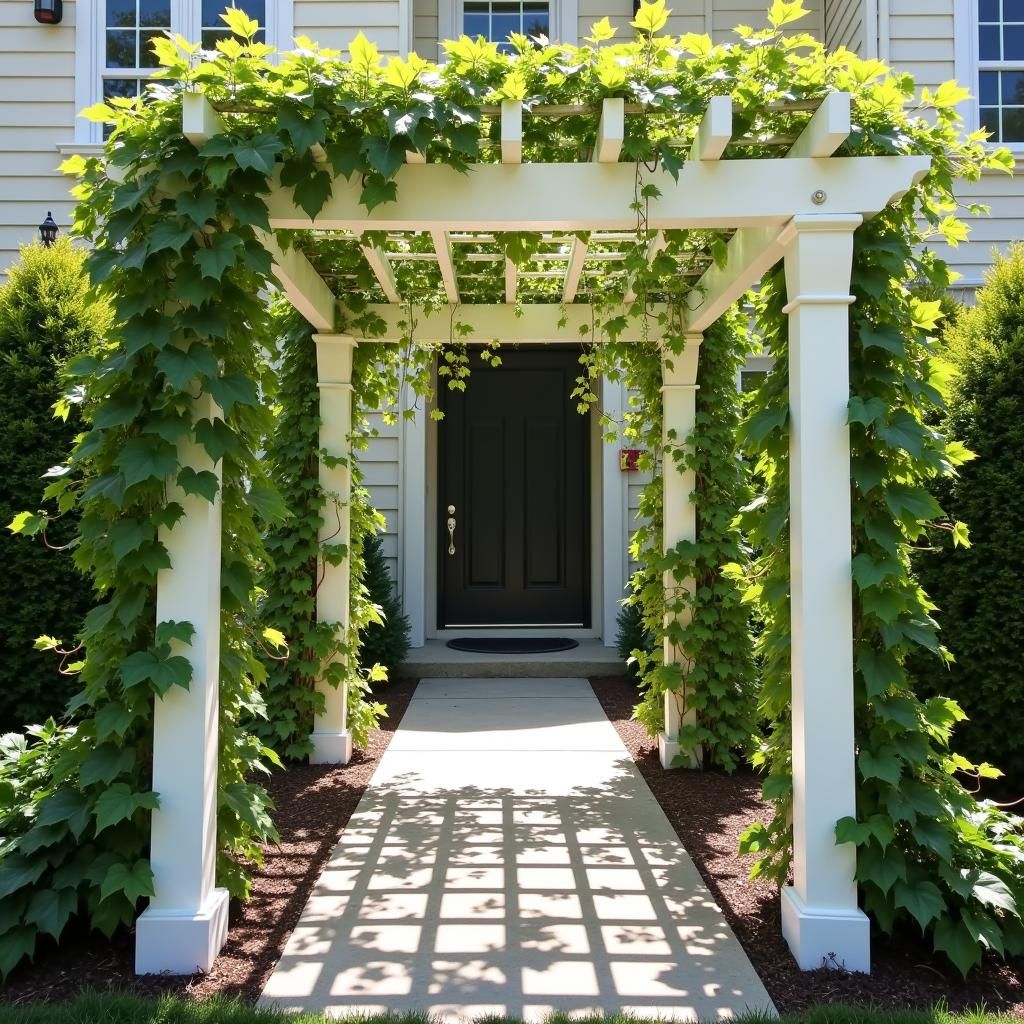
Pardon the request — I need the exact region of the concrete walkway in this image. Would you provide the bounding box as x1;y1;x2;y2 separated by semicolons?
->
260;679;775;1021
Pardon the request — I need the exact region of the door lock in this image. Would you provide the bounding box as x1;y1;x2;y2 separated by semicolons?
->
446;505;456;556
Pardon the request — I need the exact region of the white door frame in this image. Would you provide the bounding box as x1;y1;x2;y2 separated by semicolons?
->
399;365;625;647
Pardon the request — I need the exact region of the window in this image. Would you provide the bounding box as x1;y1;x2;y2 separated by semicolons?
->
437;0;574;55
75;0;290;144
102;0;172;113
463;0;550;51
977;0;1024;143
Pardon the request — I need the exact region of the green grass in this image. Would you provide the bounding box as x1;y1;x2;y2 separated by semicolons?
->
0;995;1018;1024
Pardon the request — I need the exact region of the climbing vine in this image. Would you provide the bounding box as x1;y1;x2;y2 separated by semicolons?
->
1;0;1019;981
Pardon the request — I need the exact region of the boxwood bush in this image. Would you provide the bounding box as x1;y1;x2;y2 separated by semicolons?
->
0;240;113;730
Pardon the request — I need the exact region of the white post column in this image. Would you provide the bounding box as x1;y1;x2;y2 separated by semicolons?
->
780;214;870;973
136;391;228;975
659;336;702;770
310;334;357;764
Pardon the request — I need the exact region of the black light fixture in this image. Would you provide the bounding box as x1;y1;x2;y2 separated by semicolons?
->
34;0;62;23
39;212;59;247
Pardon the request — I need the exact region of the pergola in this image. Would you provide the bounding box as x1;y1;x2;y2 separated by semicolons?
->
135;89;930;979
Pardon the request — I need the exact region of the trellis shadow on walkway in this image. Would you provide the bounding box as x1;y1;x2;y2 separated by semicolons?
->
260;678;775;1022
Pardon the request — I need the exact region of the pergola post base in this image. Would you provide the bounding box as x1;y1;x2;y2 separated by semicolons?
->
781;887;871;973
658;732;682;770
135;888;230;975
310;728;353;765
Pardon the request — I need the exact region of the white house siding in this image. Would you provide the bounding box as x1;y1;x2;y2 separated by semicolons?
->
360;411;402;583
0;0;78;276
824;0;864;53
712;0;823;43
412;0;440;60
293;0;405;54
926;169;1024;294
886;0;955;90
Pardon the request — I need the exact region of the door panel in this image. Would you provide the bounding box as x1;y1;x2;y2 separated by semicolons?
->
438;347;590;627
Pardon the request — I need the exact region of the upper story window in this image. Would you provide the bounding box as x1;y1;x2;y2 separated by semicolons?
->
76;0;290;143
463;0;550;51
103;0;172;108
977;0;1024;143
437;0;572;57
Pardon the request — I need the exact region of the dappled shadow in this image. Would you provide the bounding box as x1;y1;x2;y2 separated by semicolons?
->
261;749;773;1022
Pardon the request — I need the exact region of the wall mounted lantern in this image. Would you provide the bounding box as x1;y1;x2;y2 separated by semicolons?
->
39;212;59;247
34;0;63;23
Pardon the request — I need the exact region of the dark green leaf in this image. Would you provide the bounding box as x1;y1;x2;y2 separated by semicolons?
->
155;343;219;390
25;888;77;940
207;372;260;414
80;744;137;787
177;467;219;501
894;879;944;931
116;436;178;488
195;232;243;281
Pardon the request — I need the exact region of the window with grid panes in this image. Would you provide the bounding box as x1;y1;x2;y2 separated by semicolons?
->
463;0;550;52
101;0;266;137
978;0;1024;143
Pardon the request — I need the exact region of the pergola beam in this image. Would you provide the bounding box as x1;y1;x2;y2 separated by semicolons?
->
342;303;669;343
684;91;856;330
501;100;523;164
261;233;337;331
361;244;401;303
788;91;852;159
430;229;460;304
594;98;625;163
266;156;930;232
562;236;589;303
690;95;733;161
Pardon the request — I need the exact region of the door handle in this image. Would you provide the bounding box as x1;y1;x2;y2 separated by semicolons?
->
446;505;456;556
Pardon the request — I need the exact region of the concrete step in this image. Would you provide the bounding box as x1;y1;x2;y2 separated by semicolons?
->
394;639;624;679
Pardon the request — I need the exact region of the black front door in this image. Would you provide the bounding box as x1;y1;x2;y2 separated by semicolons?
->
438;347;590;628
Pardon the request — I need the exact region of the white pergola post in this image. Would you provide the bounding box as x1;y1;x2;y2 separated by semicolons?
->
136;391;228;975
780;214;871;973
659;336;702;770
310;334;358;764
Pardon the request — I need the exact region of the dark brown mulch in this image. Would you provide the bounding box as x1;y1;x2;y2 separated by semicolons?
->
0;679;419;1007
588;674;1024;1016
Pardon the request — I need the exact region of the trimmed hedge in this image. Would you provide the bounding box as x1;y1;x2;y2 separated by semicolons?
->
0;241;113;730
914;243;1024;793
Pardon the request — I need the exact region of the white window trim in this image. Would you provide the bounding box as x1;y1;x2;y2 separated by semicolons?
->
954;0;1024;153
73;0;294;144
438;0;577;50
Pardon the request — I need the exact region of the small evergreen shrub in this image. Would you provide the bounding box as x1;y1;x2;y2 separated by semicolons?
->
913;244;1024;793
0;240;113;730
358;531;410;676
614;597;653;675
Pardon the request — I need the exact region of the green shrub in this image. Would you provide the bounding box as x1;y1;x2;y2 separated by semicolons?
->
913;244;1024;793
357;531;410;677
0;240;113;730
614;596;653;675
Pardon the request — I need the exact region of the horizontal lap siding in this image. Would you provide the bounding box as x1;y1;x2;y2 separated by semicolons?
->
413;0;440;61
713;0;823;43
577;0;703;47
0;0;77;277
824;0;863;52
360;413;402;583
933;172;1024;295
888;0;954;91
294;0;403;54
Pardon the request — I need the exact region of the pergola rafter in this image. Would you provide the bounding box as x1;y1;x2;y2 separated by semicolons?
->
142;92;930;981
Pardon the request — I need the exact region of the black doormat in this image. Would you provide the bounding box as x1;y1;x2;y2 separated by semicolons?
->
446;637;580;654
